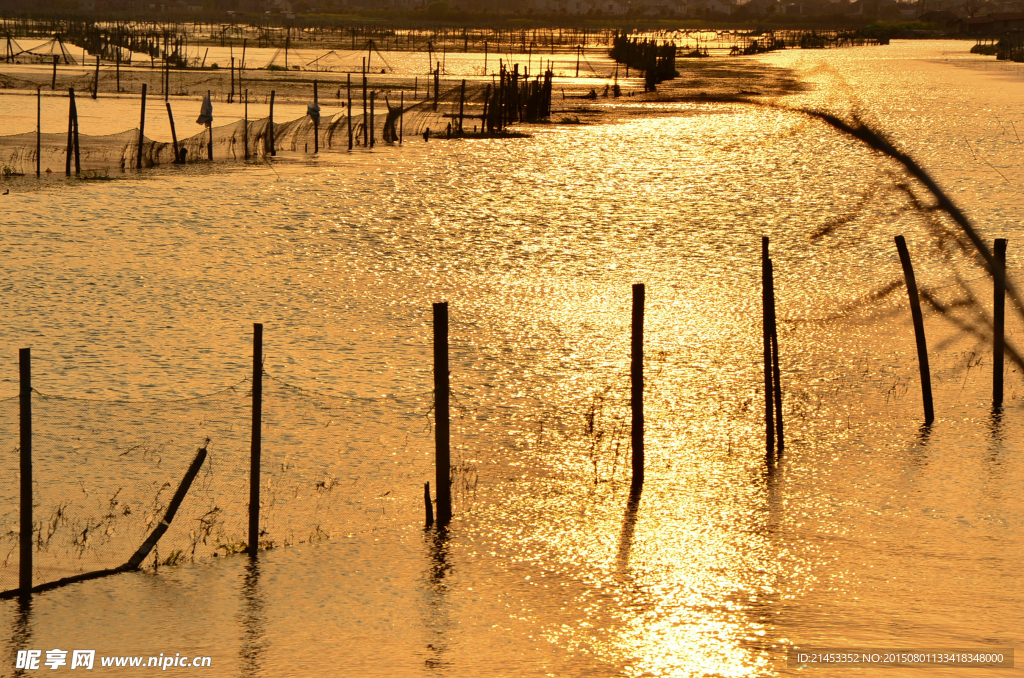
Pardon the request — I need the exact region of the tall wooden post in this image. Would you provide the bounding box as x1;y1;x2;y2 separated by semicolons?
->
137;83;147;170
993;238;1008;409
35;88;41;179
19;348;32;600
362;59;368;146
631;283;644;489
767;258;784;456
762;237;775;459
116;46;120;92
249;323;263;556
65;89;73;177
433;303;452;526
51;55;57;90
347;74;353;151
369;91;374;148
206;89;213;161
243;88;249;160
894;235;934;425
399;91;404;145
93;55;99;99
268;90;275;157
229;56;234;103
458;79;466;134
313;80;319;154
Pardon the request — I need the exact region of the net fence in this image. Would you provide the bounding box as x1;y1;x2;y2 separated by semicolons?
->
0;374;435;594
0;82;528;175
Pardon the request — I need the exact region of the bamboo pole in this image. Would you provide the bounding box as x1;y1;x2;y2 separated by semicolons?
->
399;91;404;145
65;89;73;176
631;283;645;489
894;235;934;425
136;83;146;170
313;80;319;154
19;348;31;600
458;79;465;134
268;90;275;157
249;323;263;556
243;88;249;161
993;238;1008;409
362;58;368;146
93;55;99;99
347;74;353;151
35;88;40;179
369;91;374;148
762;237;775;460
424;481;433;528
206;89;213;161
70;88;80;175
433;303;452;526
767;258;784;456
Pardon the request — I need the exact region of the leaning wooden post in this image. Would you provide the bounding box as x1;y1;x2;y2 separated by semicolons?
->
433;302;452;526
767;258;784;456
268;90;276;157
313;80;319;154
36;88;41;179
249;323;263;556
19;348;32;600
631;283;644;489
65;89;73;177
894;235;934;425
51;55;57;90
347;74;353;151
166;102;180;164
70;88;80;175
762;237;775;460
993;238;1008;409
423;481;434;528
93;55;99;99
136;83;147;170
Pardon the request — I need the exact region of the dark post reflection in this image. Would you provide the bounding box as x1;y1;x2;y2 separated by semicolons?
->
238;557;266;678
422;527;453;671
616;486;643;572
9;597;32;678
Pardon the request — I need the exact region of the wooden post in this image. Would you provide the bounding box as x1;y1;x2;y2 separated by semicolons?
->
433;303;452;526
399;91;404;145
19;348;31;600
313;80;319;154
993;238;1008;409
243;88;249;161
136;84;146;170
767;258;784;456
458;79;465;134
229;56;234;103
65;89;72;177
116;47;120;92
35;88;40;179
51;55;57;90
347;74;353;151
70;88;80;175
576;45;580;77
369;91;374;148
268;90;275;157
362;59;368;146
434;61;440;109
249;323;263;556
206;89;213;161
93;55;99;99
894;235;934;425
631;283;644;489
164;55;169;103
166;102;179;164
424;481;433;528
762;237;775;460
484;41;488;74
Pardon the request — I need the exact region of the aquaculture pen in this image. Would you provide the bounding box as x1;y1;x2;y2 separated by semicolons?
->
894;235;934;425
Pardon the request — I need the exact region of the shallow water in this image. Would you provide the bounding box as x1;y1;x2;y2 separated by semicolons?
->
0;40;1021;677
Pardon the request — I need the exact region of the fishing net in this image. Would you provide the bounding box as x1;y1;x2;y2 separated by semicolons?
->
0;79;551;175
0;374;433;594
